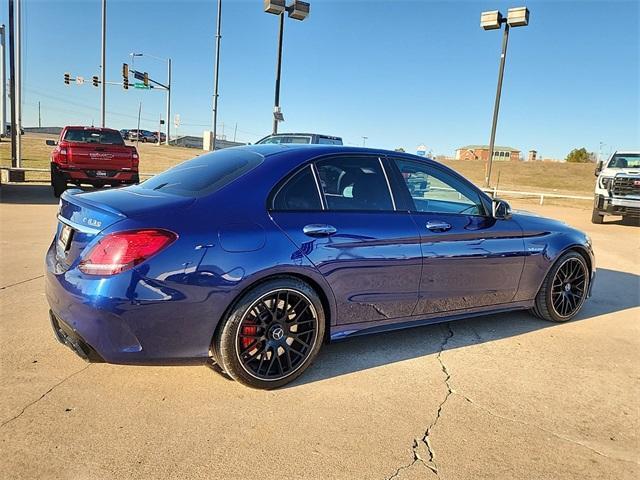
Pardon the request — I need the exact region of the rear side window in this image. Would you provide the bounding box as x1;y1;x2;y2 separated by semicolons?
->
316;156;394;211
271;165;322;210
139;149;263;197
64;129;124;145
317;137;342;145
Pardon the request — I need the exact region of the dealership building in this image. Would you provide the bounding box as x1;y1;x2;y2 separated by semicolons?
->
455;145;521;161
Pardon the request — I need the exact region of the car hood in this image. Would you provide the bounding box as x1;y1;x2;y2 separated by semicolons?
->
600;167;640;177
511;209;573;233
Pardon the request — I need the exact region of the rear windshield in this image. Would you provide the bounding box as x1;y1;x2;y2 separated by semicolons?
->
64;129;124;145
317;137;342;145
258;135;311;145
139;149;263;197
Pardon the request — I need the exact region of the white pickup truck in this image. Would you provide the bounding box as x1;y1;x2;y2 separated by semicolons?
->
592;151;640;224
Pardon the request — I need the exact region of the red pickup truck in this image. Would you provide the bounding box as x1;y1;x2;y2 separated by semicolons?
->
48;126;140;197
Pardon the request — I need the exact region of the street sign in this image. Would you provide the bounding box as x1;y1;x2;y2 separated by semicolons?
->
133;71;144;81
134;83;150;89
174;114;180;128
76;76;84;85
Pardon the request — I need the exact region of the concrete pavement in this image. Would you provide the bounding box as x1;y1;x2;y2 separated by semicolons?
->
1;184;638;479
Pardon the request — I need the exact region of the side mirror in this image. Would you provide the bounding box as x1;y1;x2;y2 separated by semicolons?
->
594;161;603;177
492;198;512;220
45;139;57;147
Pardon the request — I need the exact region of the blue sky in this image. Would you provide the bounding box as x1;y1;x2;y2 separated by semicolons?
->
2;0;638;157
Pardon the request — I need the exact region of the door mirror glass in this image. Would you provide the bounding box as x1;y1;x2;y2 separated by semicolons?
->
492;198;512;219
46;139;58;147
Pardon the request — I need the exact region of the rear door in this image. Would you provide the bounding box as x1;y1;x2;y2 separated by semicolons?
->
269;154;422;325
389;157;525;314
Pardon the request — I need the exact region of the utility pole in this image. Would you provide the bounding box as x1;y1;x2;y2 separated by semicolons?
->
233;122;237;142
166;58;171;145
136;101;141;147
0;25;6;138
38;101;41;127
8;1;16;165
211;0;222;151
100;0;106;127
362;136;368;147
272;12;284;135
15;0;21;167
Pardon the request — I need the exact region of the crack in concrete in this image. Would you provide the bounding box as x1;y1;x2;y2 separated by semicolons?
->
459;394;640;466
386;323;454;480
0;364;91;429
0;274;45;291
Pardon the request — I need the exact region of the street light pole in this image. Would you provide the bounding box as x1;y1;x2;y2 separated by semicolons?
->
272;12;284;135
265;1;310;134
0;25;6;139
100;0;106;127
480;7;529;188
212;0;222;150
486;22;509;188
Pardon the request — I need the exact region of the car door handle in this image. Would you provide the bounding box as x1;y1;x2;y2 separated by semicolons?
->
426;221;452;232
303;224;337;237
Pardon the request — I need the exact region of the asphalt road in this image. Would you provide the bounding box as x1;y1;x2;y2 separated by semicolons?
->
1;184;638;479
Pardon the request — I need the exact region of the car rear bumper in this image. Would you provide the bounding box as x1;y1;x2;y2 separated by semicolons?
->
53;163;138;184
45;241;212;365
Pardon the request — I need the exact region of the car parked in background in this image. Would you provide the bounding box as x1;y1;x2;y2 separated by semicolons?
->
46;145;594;389
47;126;140;197
256;133;343;145
128;129;157;143
119;129;130;140
592;151;640;224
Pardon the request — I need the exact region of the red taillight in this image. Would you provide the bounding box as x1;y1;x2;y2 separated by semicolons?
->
79;229;177;276
131;150;139;167
57;147;68;165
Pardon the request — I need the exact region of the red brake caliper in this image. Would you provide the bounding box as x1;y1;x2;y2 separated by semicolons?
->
241;322;258;349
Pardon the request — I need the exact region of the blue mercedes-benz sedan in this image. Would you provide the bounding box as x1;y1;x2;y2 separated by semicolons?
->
46;145;595;388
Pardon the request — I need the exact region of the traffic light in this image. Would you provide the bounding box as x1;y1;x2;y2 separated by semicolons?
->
64;72;70;85
143;72;149;87
122;63;129;90
92;75;99;87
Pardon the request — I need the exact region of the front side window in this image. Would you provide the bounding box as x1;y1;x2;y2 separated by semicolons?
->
315;156;394;211
394;159;485;215
271;165;322;211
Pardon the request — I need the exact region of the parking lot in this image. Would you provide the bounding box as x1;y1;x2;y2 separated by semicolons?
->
0;184;638;479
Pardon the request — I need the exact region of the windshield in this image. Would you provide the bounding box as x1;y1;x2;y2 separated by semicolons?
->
64;129;124;145
139;149;263;197
607;154;640;169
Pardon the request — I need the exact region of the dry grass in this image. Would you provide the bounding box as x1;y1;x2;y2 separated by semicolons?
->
1;135;596;198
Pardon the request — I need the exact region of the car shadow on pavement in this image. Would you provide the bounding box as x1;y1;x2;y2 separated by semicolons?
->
1;184;59;204
291;267;639;388
0;183;105;205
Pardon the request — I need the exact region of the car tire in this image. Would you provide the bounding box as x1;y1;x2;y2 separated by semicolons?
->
214;277;325;389
51;166;67;198
591;208;604;224
532;251;590;323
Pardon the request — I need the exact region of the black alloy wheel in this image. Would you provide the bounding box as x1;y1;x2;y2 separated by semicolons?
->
532;251;590;322
214;278;325;389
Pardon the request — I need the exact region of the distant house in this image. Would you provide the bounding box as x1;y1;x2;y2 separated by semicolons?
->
455;145;521;161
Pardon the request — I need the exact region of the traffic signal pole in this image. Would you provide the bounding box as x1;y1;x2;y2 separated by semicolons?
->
100;0;106;127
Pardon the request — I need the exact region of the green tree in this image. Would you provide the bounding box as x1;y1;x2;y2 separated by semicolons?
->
566;147;594;163
394;147;405;152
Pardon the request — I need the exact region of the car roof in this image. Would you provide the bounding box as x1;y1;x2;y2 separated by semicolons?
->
229;143;435;164
612;151;640;155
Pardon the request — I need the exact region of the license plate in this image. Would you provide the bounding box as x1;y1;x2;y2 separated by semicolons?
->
96;170;107;177
58;223;73;251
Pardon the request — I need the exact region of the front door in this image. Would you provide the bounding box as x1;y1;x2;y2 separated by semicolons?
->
389;158;526;315
269;155;422;325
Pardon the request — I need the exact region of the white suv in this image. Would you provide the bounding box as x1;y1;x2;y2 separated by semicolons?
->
592;151;640;224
